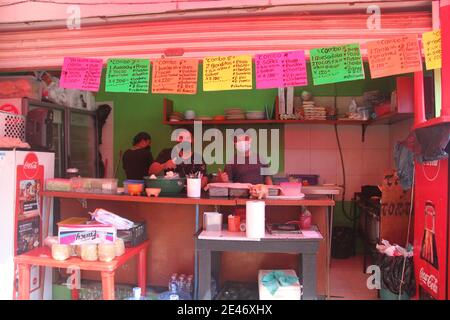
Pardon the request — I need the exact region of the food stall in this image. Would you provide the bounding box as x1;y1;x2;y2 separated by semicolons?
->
0;0;448;301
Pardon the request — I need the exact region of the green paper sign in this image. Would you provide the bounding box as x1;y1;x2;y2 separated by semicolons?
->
310;44;365;85
105;58;149;93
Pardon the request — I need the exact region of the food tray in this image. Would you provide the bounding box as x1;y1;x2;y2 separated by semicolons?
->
229;188;250;198
45;178;72;192
208;186;229;197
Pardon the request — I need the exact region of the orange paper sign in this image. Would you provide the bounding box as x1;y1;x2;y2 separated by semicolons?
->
152;58;198;94
367;35;423;79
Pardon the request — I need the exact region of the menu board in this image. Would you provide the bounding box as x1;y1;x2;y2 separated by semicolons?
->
310;43;365;85
203;55;252;91
152;58;198;94
105;58;149;93
367;36;423;79
59;57;103;92
255;51;308;89
422;30;441;70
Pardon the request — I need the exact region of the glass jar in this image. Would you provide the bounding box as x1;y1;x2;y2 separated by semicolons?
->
66;168;80;179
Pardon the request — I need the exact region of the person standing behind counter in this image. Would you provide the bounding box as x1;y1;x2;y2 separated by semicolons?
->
149;129;208;188
122;132;154;180
215;134;273;185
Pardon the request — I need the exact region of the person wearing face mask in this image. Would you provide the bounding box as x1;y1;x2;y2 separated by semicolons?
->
122;132;154;180
149;129;208;187
216;134;273;185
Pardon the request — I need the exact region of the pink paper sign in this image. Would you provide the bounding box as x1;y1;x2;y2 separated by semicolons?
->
255;51;308;89
60;57;103;92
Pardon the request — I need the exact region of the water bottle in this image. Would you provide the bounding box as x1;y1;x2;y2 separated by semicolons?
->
125;287;149;300
169;281;180;300
168;273;177;291
178;274;186;293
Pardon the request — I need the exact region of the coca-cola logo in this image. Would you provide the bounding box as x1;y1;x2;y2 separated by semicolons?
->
419;267;438;294
23;153;39;179
422;161;440;182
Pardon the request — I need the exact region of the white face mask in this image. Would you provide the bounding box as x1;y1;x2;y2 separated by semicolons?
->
236;141;251;154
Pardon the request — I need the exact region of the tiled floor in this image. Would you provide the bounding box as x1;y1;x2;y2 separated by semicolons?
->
329;255;379;300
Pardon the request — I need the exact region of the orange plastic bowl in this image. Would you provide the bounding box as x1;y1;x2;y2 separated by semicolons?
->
127;183;143;196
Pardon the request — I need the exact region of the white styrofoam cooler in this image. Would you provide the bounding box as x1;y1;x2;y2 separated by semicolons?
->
258;269;302;300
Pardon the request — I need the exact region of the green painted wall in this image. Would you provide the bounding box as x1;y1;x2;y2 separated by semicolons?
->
95;62;394;182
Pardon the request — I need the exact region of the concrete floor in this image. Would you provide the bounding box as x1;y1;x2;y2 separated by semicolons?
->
329;255;379;300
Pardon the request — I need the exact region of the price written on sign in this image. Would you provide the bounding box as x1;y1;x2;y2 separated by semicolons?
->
309;43;365;85
203;55;253;91
422;30;441;70
367;35;423;78
59;57;103;92
105;58;149;93
255;50;308;89
152;59;198;94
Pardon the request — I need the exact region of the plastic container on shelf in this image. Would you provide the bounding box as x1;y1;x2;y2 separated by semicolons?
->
70;178;118;194
279;182;302;196
123;180;145;195
0;76;42;100
45;178;72;192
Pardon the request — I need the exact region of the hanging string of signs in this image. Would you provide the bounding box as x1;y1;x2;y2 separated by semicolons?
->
105;58;150;93
151;58;198;94
59;57;103;92
367;35;423;79
59;31;436;94
310;43;365;86
255;50;308;89
203;55;253;91
422;30;442;70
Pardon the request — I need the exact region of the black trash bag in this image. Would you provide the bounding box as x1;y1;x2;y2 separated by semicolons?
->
414;124;450;163
377;253;416;297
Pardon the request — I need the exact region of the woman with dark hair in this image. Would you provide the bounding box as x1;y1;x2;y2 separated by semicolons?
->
122;132;154;180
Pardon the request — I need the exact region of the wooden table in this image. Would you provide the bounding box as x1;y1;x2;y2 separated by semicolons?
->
196;229;323;300
14;240;150;300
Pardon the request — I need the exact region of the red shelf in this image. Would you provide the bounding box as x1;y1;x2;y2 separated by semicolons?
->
163;119;369;126
370;112;413;125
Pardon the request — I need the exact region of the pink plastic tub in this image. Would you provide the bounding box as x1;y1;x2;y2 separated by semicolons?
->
279;182;302;196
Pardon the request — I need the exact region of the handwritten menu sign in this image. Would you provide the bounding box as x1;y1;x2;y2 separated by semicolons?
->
422;30;441;70
59;57;103;92
203;55;252;91
105;58;149;93
310;43;365;85
255;51;307;89
152;59;198;94
367;36;423;79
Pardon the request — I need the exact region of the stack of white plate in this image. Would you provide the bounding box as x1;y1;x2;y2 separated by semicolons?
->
245;111;266;120
225;108;246;120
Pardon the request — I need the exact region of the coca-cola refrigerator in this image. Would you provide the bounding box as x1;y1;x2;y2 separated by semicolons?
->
0;149;54;299
413;156;449;299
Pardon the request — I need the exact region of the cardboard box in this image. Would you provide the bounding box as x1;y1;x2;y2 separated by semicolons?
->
58;223;116;245
258;269;301;300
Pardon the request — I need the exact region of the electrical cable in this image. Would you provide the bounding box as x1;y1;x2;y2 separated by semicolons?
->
334;123;359;222
398;169;414;299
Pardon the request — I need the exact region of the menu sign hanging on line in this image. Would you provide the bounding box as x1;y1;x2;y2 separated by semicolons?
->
367;35;423;79
152;59;198;94
59;57;103;92
422;30;441;70
203;55;252;91
310;43;365;86
255;50;308;89
105;58;149;93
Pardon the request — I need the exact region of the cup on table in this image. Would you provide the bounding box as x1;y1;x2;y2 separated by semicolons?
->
187;178;201;198
228;215;241;232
